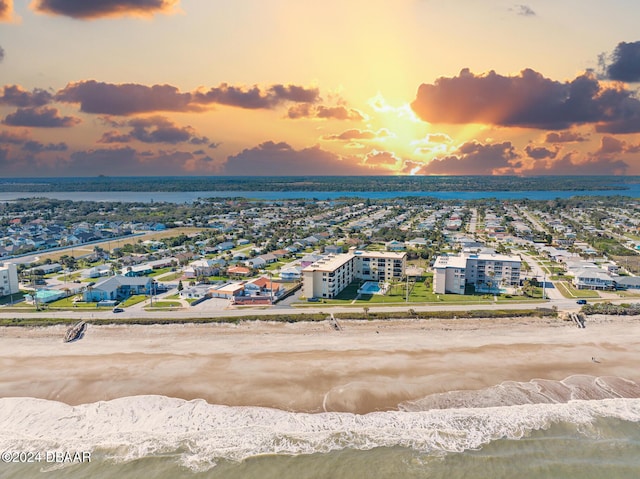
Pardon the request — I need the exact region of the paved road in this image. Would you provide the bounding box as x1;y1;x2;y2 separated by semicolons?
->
1;295;620;322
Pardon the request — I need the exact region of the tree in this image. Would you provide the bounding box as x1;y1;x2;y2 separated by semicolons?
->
177;280;184;291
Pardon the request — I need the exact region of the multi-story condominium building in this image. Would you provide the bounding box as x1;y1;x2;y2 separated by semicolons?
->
0;262;20;296
433;252;521;295
303;250;407;299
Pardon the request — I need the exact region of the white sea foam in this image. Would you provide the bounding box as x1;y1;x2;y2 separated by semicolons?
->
1;394;639;472
399;375;640;411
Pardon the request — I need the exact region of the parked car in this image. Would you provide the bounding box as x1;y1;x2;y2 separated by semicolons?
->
576;299;587;305
112;307;124;313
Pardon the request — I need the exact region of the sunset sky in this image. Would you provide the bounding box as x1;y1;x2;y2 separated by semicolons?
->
2;0;640;176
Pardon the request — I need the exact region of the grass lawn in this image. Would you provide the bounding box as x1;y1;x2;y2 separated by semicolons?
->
157;271;183;281
120;295;148;307
555;281;600;298
0;291;28;305
166;293;180;299
316;279;499;305
147;301;182;308
148;267;174;277
264;261;287;271
48;296;113;309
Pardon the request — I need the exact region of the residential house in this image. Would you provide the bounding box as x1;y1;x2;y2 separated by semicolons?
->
82;264;112;278
572;269;615;290
227;266;251;277
83;275;152;302
324;245;343;254
216;241;235;251
280;266;302;281
616;276;640;290
245;257;266;269
385;240;405;252
210;282;245;299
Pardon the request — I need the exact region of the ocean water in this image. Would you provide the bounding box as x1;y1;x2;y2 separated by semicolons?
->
0;184;639;203
1;377;639;478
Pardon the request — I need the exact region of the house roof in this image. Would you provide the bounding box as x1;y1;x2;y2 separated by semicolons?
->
249;276;280;290
92;275;151;293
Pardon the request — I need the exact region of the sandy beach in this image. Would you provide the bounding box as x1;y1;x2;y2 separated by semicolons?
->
1;315;639;414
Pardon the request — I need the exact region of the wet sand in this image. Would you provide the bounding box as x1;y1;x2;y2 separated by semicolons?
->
1;315;639;414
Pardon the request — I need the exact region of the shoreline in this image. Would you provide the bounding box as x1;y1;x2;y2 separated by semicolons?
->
1;315;639;414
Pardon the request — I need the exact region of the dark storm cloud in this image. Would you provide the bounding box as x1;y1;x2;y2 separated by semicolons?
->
0;85;54;107
411;68;640;131
56;81;320;115
3;107;80;127
223;141;384;175
604;41;640;82
544;130;588;143
415;141;520;175
31;0;180;20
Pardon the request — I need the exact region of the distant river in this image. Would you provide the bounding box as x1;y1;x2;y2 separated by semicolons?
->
0;186;639;203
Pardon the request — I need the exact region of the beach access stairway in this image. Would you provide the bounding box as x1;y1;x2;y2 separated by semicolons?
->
329;313;342;331
570;312;586;328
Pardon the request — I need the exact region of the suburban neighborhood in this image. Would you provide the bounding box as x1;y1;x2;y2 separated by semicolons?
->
0;195;639;314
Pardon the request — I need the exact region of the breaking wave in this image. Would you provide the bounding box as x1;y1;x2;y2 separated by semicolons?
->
1;377;639;472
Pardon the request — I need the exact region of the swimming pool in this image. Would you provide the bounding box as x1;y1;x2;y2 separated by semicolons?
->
358;281;387;295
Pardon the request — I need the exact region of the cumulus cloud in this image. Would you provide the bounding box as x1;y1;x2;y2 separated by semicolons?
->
603;41;640;82
57;81;195;115
316;105;366;121
521;151;628;176
524;144;559;160
193;83;319;109
545;130;588;143
362;150;400;168
322;128;391;141
3;107;80;127
415;141;520;175
512;4;535;16
56;80;319;115
22;140;68;153
0;0;13;22
0;85;54;107
0;130;27;145
223;141;385;175
411;68;640;132
66;146;220;175
287;104;366;121
31;0;180;20
98;116;209;145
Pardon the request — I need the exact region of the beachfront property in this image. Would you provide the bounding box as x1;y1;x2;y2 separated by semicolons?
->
0;262;20;296
571;269;615;290
83;275;153;302
433;252;522;295
302;250;407;299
